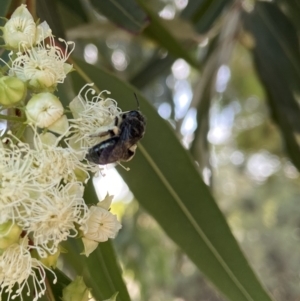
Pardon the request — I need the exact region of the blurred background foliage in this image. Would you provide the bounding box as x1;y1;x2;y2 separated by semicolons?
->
4;0;300;300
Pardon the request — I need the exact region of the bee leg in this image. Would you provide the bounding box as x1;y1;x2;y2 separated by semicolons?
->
124;144;137;162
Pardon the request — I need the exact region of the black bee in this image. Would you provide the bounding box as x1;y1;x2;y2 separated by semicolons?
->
86;94;146;165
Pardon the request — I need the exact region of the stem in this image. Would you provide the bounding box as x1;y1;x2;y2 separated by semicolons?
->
15;124;27;140
45;277;56;301
0;114;26;122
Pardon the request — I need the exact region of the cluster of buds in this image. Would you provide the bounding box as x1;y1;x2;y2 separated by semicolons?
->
0;5;122;301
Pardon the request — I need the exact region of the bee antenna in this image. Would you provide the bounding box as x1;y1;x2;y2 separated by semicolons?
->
117;161;130;171
134;93;140;111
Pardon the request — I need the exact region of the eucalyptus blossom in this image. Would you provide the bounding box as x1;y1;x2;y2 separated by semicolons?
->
0;5;123;301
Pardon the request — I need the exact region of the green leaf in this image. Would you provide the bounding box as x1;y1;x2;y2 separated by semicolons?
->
0;0;11;18
182;0;232;33
57;0;88;23
243;2;300;171
137;0;199;68
104;292;119;301
37;0;66;39
46;268;72;300
275;0;300;31
129;52;175;89
89;0;149;33
62;239;129;301
71;58;274;301
131;0;233;88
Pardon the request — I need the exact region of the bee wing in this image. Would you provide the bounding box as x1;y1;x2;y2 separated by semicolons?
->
119;122;132;141
86;136;119;164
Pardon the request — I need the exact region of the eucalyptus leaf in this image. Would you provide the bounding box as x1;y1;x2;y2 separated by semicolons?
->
0;0;11;20
57;0;88;23
243;2;300;171
89;0;149;33
136;0;199;68
182;0;232;33
70;58;274;301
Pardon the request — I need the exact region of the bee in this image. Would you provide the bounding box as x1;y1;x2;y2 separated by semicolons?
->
86;94;146;166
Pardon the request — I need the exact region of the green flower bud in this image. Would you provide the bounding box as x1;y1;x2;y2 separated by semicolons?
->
0;76;27;107
0;221;22;249
62;276;90;301
26;93;64;128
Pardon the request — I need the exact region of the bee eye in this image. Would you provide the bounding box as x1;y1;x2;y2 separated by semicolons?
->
122;114;127;119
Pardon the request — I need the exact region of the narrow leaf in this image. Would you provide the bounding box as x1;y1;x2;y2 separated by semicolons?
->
182;0;232;33
129;52;175;89
46;269;72;300
243;2;300;171
137;0;199;68
89;0;149;33
0;0;11;19
131;0;232;88
57;0;88;23
71;59;274;301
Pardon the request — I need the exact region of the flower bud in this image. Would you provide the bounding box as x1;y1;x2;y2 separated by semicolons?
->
62;276;90;301
26;93;64;128
2;4;36;49
0;220;22;249
0;76;27;107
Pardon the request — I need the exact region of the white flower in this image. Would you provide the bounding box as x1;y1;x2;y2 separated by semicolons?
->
84;206;121;242
30;132;91;184
67;84;121;154
24;183;89;256
0;140;46;224
2;5;36;49
26;93;64;128
2;5;51;50
81;206;121;257
0;133;89;230
0;238;56;301
9;36;74;92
